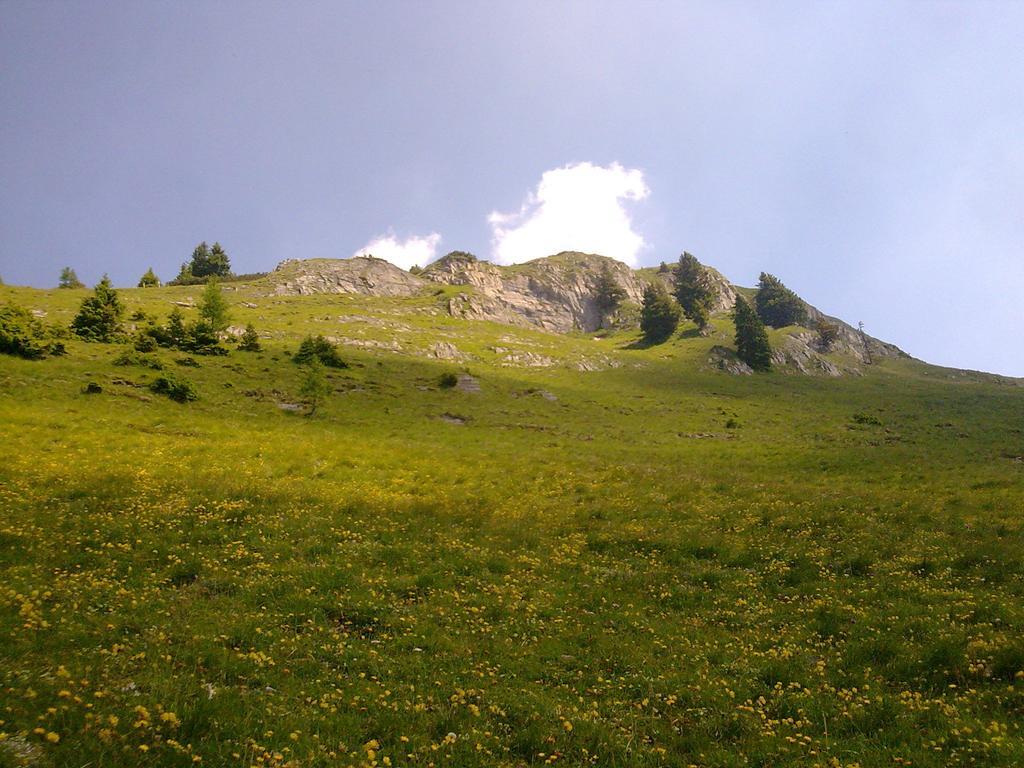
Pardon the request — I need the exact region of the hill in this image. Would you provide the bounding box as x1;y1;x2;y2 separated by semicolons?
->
1;268;1023;767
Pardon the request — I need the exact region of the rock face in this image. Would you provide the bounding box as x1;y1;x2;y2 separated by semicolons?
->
264;253;907;371
422;251;643;333
270;256;426;297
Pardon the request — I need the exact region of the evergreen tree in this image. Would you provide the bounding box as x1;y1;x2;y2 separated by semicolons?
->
197;279;230;332
70;275;125;342
755;272;807;328
237;323;261;351
674;252;717;332
58;267;84;289
815;318;840;351
138;267;160;287
293;335;347;368
640;283;681;344
594;263;627;316
733;295;772;371
299;358;331;416
165;308;187;347
205;242;231;277
174;242;232;282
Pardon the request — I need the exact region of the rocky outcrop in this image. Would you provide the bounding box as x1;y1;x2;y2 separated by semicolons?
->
706;346;753;375
270;256;426;297
263;254;906;372
423;251;644;333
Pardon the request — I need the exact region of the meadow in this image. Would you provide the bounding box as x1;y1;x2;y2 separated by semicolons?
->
1;280;1023;767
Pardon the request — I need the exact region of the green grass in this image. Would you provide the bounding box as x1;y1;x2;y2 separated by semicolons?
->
1;280;1023;767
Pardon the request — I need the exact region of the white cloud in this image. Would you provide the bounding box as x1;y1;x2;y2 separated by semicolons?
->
488;162;650;266
353;232;441;270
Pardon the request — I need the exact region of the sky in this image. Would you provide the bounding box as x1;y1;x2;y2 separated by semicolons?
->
1;1;1022;376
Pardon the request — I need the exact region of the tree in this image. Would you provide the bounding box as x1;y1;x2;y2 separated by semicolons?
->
733;295;772;371
237;323;261;351
294;335;348;368
640;283;681;344
755;272;807;328
166;308;187;347
138;268;160;288
59;267;84;289
674;252;717;332
174;241;232;283
197;279;230;332
815;318;840;351
71;275;125;342
299;358;331;416
594;263;627;318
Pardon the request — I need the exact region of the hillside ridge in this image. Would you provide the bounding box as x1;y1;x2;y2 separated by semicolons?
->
264;252;904;376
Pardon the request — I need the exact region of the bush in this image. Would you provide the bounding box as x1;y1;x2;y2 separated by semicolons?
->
113;350;163;370
71;275;125;342
0;304;65;359
293;335;347;368
181;320;228;356
150;374;198;402
438;372;459;388
237;323;261;352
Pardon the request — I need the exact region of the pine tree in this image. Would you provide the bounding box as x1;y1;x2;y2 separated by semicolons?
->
138;268;160;288
594;263;627;317
71;275;125;342
299;358;331;416
205;242;231;277
815;318;840;351
197;280;230;332
58;267;84;289
733;295;772;371
754;272;807;328
640;283;681;343
237;323;261;352
674;252;717;332
166;308;187;347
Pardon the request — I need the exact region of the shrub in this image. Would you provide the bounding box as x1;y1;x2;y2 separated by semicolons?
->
0;304;65;359
237;323;261;352
150;374;198;402
181;321;228;356
113;350;163;370
438;372;459;388
293;335;347;368
71;275;125;342
640;284;681;343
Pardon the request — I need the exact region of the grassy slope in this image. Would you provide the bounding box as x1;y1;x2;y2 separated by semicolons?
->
1;281;1023;768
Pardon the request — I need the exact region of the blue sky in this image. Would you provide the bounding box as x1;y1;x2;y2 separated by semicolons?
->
1;1;1022;375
